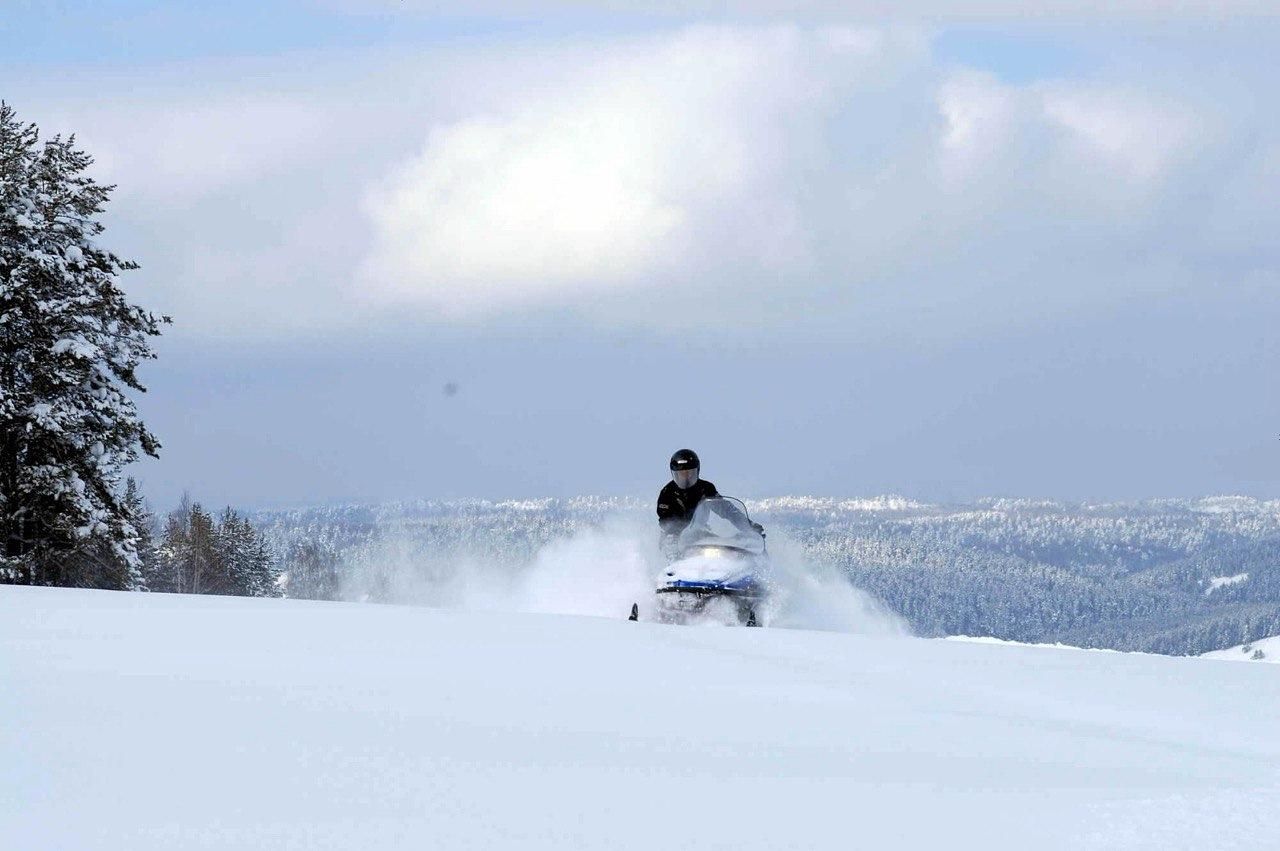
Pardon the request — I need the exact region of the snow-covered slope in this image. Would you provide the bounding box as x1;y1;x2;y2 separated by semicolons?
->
4;587;1280;850
1202;634;1280;663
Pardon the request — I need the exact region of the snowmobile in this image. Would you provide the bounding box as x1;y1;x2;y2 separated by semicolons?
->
629;496;768;627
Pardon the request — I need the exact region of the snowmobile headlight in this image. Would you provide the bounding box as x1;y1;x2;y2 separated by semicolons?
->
699;546;725;558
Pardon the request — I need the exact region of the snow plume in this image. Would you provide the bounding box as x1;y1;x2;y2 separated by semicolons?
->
337;511;905;634
515;520;658;619
337;513;660;617
758;532;910;634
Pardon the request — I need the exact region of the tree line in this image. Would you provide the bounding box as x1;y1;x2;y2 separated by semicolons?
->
140;491;279;597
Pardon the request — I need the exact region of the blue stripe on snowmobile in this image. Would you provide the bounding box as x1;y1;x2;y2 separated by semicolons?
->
658;578;761;594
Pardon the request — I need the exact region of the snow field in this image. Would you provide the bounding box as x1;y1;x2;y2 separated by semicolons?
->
1203;633;1280;663
4;585;1280;850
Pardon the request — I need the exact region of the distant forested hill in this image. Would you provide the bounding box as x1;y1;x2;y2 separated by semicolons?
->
253;495;1280;656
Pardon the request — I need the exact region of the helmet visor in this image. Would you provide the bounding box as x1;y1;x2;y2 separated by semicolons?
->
672;469;700;489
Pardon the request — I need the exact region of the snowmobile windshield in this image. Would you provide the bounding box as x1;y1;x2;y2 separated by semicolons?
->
672;469;699;489
677;497;765;555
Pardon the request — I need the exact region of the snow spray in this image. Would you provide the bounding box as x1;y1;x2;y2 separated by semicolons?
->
338;508;907;635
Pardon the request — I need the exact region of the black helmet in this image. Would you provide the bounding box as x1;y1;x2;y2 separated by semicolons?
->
670;449;700;471
669;449;700;489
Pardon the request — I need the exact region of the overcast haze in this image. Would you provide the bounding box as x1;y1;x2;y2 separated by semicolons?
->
4;2;1276;508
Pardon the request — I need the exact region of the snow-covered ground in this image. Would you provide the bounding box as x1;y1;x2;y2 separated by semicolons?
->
945;634;1131;653
5;586;1280;850
1205;573;1250;595
1203;634;1280;663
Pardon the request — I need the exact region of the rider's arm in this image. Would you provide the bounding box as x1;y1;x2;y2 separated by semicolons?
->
657;487;676;521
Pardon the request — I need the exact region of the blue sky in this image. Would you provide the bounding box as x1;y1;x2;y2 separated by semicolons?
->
3;2;547;66
7;0;1213;79
5;2;1277;508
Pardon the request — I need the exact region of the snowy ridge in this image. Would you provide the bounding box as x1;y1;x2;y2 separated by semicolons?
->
6;585;1280;851
1202;634;1280;663
1189;495;1280;515
753;495;927;513
945;635;1130;654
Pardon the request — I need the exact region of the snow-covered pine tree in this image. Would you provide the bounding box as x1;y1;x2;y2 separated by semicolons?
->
185;504;218;595
214;507;247;595
245;520;281;598
0;103;166;588
217;508;279;597
124;477;158;589
150;496;191;593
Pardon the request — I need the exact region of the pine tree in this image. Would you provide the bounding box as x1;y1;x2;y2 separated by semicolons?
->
245;521;281;598
215;508;278;597
124;477;157;591
152;495;191;593
216;507;249;595
0;102;167;588
185;504;218;595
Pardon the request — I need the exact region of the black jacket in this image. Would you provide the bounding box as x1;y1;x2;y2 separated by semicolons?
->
657;479;719;534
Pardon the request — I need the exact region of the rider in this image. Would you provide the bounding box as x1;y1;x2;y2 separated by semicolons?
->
657;449;719;557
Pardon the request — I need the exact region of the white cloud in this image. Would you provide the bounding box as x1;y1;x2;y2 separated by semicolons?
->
356;25;1252;325
36;87;343;204
16;23;1277;337
358;26;865;315
936;71;1025;183
360;88;689;312
1041;86;1199;182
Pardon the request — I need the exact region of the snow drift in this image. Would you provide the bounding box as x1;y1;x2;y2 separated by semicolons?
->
5;585;1280;850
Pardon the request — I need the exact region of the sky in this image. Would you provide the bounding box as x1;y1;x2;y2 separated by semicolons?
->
3;1;1277;508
